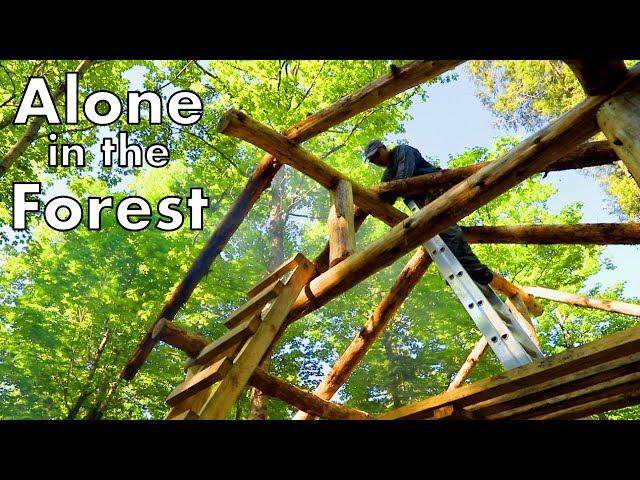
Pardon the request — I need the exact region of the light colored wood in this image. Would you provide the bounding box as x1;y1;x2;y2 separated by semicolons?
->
165;363;217;419
533;388;640;420
168;410;200;420
597;91;640;188
247;252;305;298
248;368;371;420
447;337;489;391
489;273;543;317
505;294;542;350
196;315;261;366
225;280;283;329
377;325;640;419
294;248;432;420
328;180;356;267
522;286;640;317
429;404;481;420
565;60;628;96
166;357;233;407
197;257;316;420
372;140;619;200
121;60;461;381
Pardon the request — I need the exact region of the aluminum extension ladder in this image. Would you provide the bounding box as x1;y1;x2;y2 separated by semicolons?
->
407;201;544;370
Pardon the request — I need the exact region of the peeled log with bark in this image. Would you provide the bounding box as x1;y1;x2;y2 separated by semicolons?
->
565;60;629;96
489;273;543;317
522;286;640;318
447;337;488;391
294;248;432;420
461;223;640;245
328;180;355;267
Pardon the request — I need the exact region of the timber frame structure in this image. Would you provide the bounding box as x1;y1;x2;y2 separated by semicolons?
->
121;60;640;420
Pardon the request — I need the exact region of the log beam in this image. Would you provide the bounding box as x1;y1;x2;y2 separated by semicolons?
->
489;272;543;317
151;318;209;358
522;286;640;317
248;368;372;420
293;247;432;420
328;180;356;267
597;91;640;187
121;60;461;381
447;337;488;391
565;60;628;96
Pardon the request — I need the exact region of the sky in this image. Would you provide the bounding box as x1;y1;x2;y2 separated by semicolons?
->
388;64;639;298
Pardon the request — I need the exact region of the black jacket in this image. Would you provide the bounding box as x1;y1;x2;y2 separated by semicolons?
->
381;144;439;207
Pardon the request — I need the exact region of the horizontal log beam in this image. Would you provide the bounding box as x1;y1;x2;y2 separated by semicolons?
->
121;60;461;381
462;223;640;245
564;60;629;96
151;319;209;358
522;286;640;317
373;140;618;200
248;368;372;420
283;63;640;328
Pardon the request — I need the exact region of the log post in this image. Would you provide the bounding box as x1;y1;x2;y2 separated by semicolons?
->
328;180;356;267
293;248;432;420
522;286;640;317
597;91;640;188
489;272;543;317
447;337;488;391
505;294;542;350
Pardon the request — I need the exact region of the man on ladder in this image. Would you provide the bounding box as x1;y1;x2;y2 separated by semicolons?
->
364;140;544;369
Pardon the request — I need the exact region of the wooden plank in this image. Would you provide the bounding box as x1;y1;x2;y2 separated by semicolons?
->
447;337;489;391
247;253;305;298
565;60;628;96
372;140;619;200
197;257;316;419
167;410;200;420
597;91;640;188
151;318;210;357
120;60;460;381
225;280;284;329
165;363;219;419
534;389;640;420
377;325;640;420
196;315;261;366
166;357;233;407
248;368;372;420
471;351;640;418
462;222;640;245
328;180;356;267
429;404;483;420
294;248;432;420
522;286;640;317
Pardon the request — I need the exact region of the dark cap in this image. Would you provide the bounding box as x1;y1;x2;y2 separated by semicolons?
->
364;139;385;161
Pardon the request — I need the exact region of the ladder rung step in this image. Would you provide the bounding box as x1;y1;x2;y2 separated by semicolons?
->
168;409;200;420
166;357;233;407
196;315;261;366
246;253;306;298
225;280;283;329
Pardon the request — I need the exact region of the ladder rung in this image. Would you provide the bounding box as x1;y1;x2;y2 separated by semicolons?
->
225;280;283;329
246;253;306;298
166;357;233;407
196;315;261;366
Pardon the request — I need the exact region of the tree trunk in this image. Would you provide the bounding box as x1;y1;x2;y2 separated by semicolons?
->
249;168;287;419
381;330;404;409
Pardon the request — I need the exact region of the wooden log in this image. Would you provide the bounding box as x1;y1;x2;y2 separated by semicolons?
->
505;294;542;350
282;65;640;330
489;273;543;317
294;248;432;420
121;60;461;381
447;337;489;391
429;404;482;420
377;325;640;420
315;207;369;275
522;286;640;317
218;109;405;226
462;222;640;245
197;257;316;419
565;60;628;96
248;368;372;420
165;362;217;419
372;140;619;200
328;180;356;267
225;280;283;329
196;315;261;366
597;91;640;187
247;252;305;298
151;319;210;358
166;357;233;407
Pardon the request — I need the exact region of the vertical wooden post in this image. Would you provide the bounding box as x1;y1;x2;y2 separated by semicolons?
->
328;180;356;267
505;294;542;350
447;337;488;391
597;92;640;188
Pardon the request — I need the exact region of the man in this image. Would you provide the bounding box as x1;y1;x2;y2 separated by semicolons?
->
364;139;494;286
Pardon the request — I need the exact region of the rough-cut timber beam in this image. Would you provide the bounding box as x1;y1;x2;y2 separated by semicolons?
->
462;223;640;245
597;92;640;187
447;337;488;391
248;368;372;420
282;64;640;329
294;247;433;420
373;141;618;200
522;286;640;318
565;60;629;96
121;60;461;381
328;180;356;267
151;318;209;358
